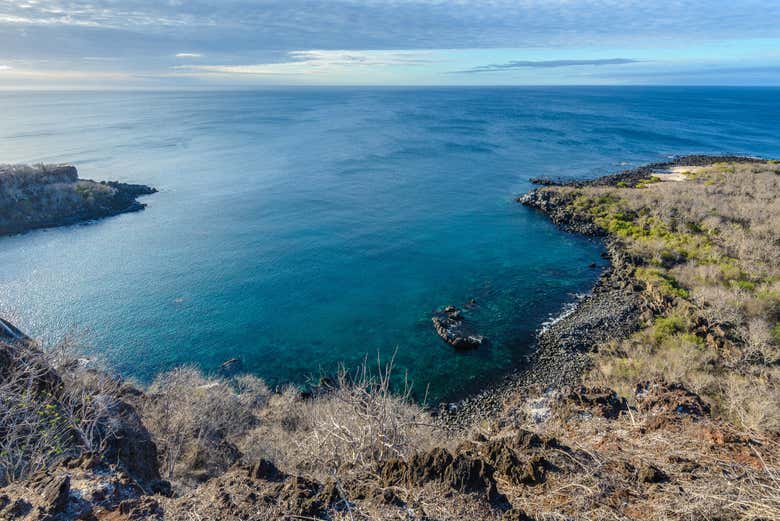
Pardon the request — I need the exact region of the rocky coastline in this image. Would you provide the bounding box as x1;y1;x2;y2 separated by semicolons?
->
436;154;766;427
1;154;776;520
0;164;156;237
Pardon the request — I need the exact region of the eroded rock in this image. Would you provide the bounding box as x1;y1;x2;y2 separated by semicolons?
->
432;305;486;349
635;380;710;418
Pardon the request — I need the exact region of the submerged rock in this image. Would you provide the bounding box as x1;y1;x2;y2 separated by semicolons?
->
219;357;242;375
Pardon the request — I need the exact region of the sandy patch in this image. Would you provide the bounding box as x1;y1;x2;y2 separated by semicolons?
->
651;165;706;182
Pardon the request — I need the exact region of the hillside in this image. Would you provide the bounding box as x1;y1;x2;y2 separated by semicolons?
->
0;156;778;520
0;164;156;236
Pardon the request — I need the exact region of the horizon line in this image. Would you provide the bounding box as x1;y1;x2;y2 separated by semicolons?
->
1;84;780;93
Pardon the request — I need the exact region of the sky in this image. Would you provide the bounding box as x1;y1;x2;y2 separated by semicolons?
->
1;0;779;89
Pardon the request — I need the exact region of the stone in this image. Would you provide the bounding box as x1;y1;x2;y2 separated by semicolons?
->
637;463;668;483
432;306;487;350
248;459;285;482
503;508;535;521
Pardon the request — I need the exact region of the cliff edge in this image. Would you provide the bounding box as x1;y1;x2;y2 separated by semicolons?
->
0;164;156;237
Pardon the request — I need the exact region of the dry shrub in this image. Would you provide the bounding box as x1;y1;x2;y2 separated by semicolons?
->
0;339;122;484
240;354;443;481
497;389;780;521
719;370;780;434
140;354;441;487
572;162;780;434
140;366;267;483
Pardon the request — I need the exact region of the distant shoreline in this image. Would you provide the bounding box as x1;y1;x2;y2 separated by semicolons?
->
0;164;156;238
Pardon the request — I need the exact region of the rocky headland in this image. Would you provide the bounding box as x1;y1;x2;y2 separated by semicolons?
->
1;155;778;520
0;164;156;237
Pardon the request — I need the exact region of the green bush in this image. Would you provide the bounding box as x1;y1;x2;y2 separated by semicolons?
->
635;267;690;299
652;315;689;344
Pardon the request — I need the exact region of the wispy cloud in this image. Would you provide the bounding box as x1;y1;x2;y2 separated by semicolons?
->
455;58;640;74
2;1;779;49
1;1;779;87
0;3;203;29
0;65;11;71
175;50;432;76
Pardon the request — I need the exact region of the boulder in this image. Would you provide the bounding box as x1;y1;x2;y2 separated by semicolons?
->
635;380;710;418
0;473;70;520
431;305;487;350
563;386;629;419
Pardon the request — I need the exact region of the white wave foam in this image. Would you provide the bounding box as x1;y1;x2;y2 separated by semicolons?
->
538;293;587;334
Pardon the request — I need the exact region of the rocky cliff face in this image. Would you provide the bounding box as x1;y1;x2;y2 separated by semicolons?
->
0;164;156;236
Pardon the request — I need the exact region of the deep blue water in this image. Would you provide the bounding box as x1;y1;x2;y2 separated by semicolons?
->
1;87;778;402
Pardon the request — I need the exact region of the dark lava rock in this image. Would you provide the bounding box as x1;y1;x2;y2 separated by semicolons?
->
103;398;164;487
279;475;335;517
0;473;70;520
564;386;629;419
219;357;242;375
635;380;710;418
379;447;505;503
432;305;486;350
502;508;535;521
478;431;556;487
0;318;30;343
248;459;285;482
117;497;164;520
637;463;668;484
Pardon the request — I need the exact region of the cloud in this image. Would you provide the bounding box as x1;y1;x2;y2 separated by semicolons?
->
2;1;779;52
0;65;11;71
455;58;640;74
1;1;779;87
175;50;432;76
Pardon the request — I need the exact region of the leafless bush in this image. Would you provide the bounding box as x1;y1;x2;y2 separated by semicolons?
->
139;354;443;487
140;367;263;482
0;339;122;484
241;353;443;481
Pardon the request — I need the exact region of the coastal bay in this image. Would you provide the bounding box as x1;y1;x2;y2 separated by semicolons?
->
1;155;777;520
1;88;779;403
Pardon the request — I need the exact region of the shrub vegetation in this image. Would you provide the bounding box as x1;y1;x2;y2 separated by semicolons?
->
547;161;780;431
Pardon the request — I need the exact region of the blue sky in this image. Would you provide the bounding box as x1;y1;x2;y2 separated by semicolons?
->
0;0;779;88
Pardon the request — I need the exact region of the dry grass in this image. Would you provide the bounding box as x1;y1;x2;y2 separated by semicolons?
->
545;161;780;433
140;354;444;488
496;389;780;521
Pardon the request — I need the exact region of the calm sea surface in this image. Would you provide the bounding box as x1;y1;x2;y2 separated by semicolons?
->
1;87;778;401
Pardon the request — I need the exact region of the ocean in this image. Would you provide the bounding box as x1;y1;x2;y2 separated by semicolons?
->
1;87;778;402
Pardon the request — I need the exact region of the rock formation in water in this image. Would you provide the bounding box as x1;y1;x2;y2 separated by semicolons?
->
0;164;156;236
432;305;486;349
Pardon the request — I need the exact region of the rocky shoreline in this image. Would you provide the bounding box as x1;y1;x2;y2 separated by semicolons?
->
0;164;156;237
436;154;765;428
2;154;776;520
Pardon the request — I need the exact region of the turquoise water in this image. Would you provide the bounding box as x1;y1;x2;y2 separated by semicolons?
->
1;88;778;402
